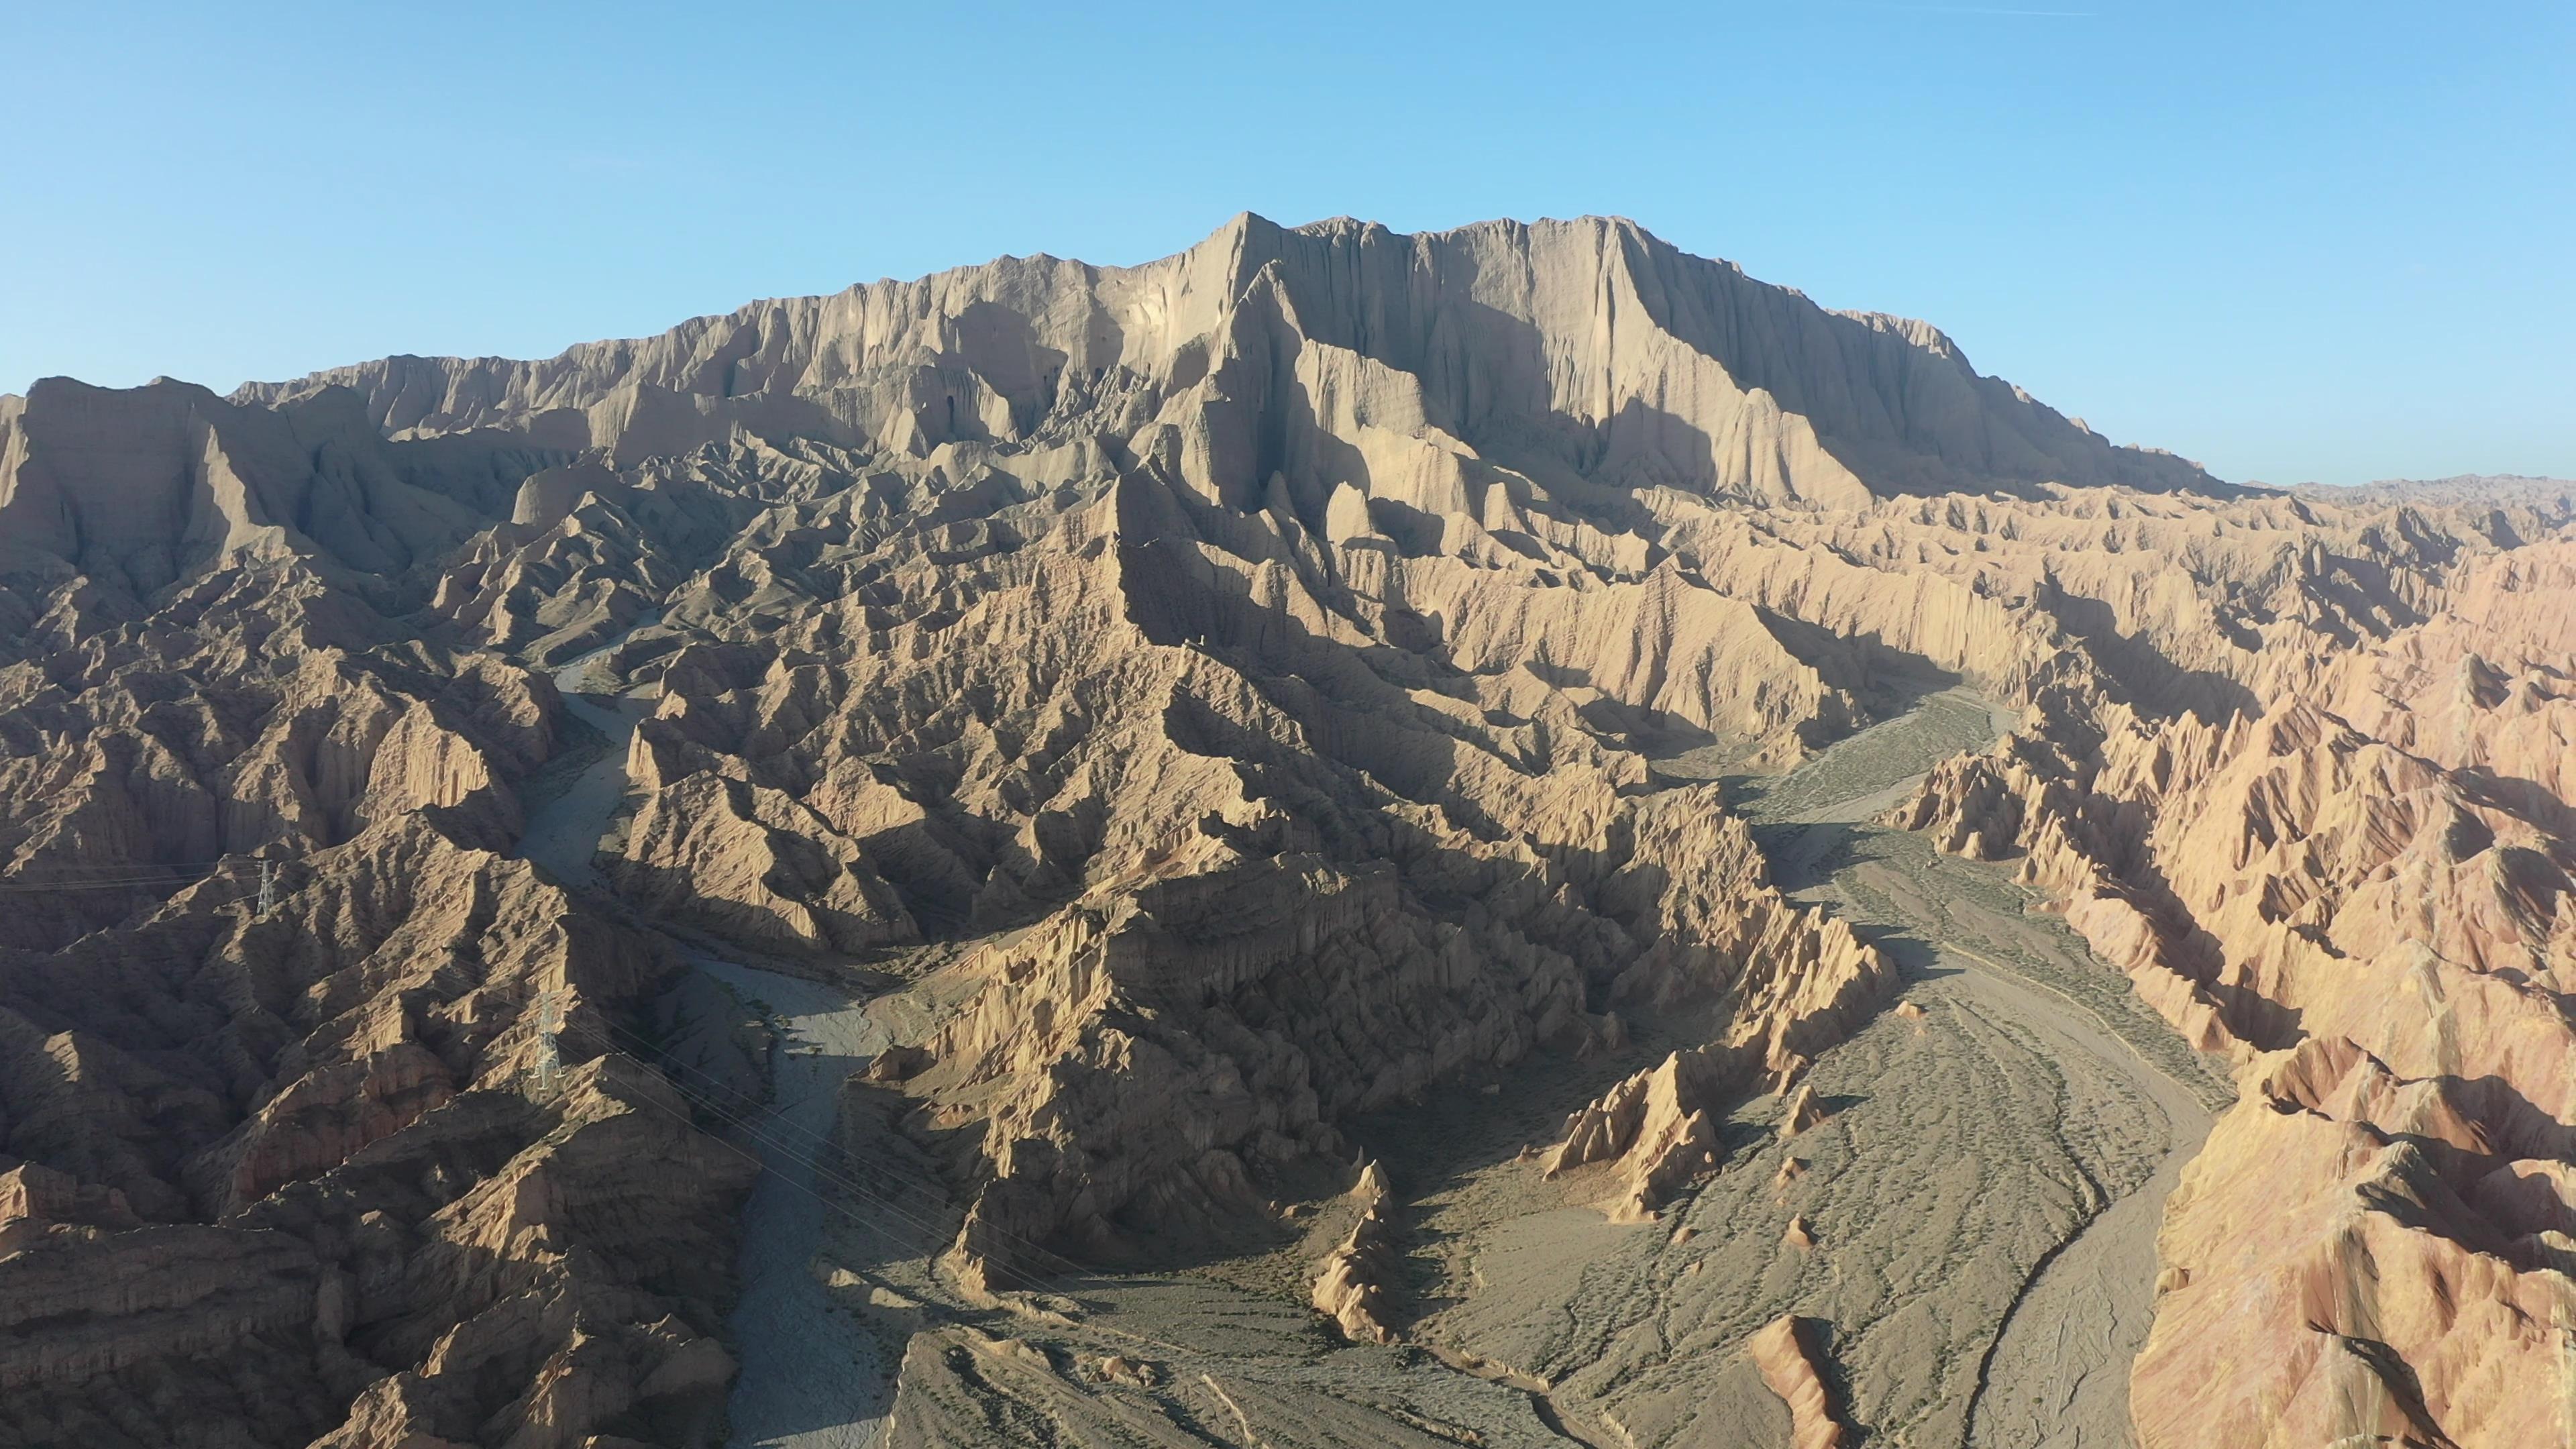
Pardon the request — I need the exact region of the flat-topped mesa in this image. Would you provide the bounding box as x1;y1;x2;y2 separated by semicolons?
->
229;213;2226;507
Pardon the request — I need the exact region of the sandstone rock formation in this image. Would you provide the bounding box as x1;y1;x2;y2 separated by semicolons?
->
1748;1314;1849;1449
1309;1161;1401;1344
2;213;2566;1448
2133;1038;2573;1449
1886;498;2576;1446
0;383;754;1447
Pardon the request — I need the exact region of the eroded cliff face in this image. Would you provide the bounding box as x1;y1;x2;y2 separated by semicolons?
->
0;810;759;1448
1891;518;2576;1446
1;215;2567;1448
0;386;758;1448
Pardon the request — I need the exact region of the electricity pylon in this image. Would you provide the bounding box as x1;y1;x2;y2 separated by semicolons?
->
529;989;566;1098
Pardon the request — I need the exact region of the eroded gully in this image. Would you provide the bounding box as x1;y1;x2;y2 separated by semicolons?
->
518;625;894;1449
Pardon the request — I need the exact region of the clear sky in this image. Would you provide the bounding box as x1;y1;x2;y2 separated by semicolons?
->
4;1;2569;485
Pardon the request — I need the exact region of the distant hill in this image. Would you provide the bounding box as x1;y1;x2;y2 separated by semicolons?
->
2290;472;2575;513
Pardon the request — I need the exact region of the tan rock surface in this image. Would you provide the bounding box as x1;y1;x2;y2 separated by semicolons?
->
2132;1038;2575;1449
1308;1160;1401;1344
0;382;753;1447
1;215;2567;1448
1748;1314;1849;1449
1886;488;2576;1446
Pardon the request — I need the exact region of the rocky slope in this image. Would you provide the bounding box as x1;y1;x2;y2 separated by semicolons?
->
1889;504;2576;1445
1;215;2567;1448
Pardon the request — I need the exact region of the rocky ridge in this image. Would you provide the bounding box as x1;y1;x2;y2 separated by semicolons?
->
0;214;2565;1448
1892;510;2576;1444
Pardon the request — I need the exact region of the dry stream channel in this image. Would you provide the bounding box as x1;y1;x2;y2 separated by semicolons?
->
519;623;895;1449
519;639;2229;1448
1698;688;2230;1447
1377;689;2232;1447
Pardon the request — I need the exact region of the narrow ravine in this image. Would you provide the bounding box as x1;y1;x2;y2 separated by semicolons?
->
517;619;657;891
517;623;894;1449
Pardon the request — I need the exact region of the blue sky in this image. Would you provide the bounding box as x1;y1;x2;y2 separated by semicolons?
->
4;1;2568;484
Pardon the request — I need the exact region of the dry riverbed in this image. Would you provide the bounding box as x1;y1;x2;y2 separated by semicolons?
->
519;622;898;1448
1381;688;2229;1447
812;688;2224;1448
527;667;2226;1448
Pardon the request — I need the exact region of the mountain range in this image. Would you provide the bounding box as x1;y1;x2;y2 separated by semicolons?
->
1;215;2567;1449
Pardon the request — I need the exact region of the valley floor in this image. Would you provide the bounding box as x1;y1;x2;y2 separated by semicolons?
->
1332;691;2229;1448
523;650;2227;1448
521;628;898;1448
1733;692;2231;1447
672;688;2233;1449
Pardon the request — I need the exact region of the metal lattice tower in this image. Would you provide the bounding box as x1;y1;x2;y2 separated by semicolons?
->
256;860;276;920
529;989;566;1097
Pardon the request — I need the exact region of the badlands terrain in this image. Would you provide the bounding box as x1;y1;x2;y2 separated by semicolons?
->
0;214;2569;1449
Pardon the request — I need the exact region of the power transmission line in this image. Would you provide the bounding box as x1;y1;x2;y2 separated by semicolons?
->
557;1015;1129;1310
561;1031;1205;1369
0;879;221;893
555;1012;973;1256
1;859;237;873
527;989;566;1097
560;1000;1003;1236
0;857;266;893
